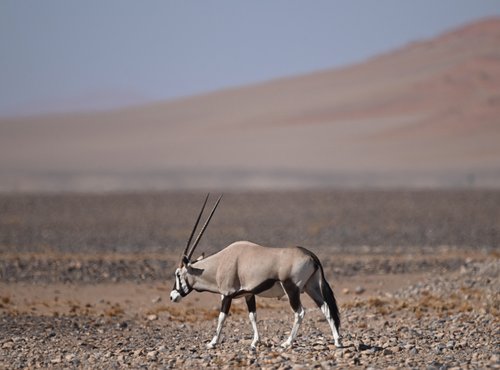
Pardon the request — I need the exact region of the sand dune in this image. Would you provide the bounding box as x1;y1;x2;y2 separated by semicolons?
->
1;18;499;191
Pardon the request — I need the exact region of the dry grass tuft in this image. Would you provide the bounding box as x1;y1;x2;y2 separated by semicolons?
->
0;296;11;308
104;303;125;317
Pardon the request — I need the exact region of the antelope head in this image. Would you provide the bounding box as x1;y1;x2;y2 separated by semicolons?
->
170;194;222;302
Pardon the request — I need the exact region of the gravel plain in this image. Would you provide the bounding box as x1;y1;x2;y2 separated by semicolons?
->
1;256;498;369
0;190;499;369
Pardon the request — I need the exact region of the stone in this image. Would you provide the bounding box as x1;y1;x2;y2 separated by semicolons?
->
64;354;75;362
151;296;162;304
2;341;14;349
435;343;446;353
354;286;365;295
389;346;401;353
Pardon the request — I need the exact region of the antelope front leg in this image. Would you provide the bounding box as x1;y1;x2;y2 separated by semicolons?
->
207;296;232;349
245;295;260;349
249;312;259;348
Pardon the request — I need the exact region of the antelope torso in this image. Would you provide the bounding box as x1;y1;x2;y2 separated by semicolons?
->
190;241;316;299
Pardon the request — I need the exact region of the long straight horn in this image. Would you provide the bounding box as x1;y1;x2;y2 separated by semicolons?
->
182;193;210;262
187;194;223;260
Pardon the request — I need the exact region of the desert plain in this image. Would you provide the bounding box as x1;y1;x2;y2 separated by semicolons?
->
0;190;498;369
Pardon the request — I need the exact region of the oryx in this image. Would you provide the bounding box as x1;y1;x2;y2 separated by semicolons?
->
170;194;342;349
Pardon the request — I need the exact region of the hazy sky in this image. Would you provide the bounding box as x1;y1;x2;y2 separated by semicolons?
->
1;1;500;116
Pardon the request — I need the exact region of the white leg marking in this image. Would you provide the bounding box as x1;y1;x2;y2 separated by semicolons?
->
321;302;342;347
207;312;227;349
249;312;260;349
281;306;305;348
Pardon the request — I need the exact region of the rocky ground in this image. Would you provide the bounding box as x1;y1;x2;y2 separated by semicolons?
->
0;190;499;368
0;254;498;369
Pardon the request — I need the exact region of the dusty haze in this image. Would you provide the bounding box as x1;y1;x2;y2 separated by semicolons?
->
1;18;499;191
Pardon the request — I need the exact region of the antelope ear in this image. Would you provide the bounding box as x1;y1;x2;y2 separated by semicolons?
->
195;253;205;262
182;255;190;266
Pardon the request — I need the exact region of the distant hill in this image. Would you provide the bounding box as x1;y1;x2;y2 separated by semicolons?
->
1;18;499;191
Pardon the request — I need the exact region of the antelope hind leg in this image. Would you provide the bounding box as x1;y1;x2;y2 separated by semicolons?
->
305;279;343;347
281;280;305;348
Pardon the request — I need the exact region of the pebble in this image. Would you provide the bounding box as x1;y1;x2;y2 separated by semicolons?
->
354;286;365;295
389;346;401;353
64;354;75;361
435;343;446;353
151;296;162;304
2;341;14;349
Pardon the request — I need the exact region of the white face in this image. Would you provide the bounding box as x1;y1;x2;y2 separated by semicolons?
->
170;267;189;302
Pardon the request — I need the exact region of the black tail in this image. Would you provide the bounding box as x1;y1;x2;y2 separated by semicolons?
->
320;273;341;331
296;247;340;330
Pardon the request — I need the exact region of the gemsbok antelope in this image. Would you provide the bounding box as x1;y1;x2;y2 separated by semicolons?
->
170;194;343;349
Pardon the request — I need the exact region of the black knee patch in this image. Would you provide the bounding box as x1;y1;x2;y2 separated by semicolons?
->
282;280;301;312
246;295;256;313
221;296;232;314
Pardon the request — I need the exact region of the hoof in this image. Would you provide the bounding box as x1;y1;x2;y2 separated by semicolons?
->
206;342;216;349
335;341;345;349
280;341;292;349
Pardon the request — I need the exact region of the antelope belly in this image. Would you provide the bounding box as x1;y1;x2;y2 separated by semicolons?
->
256;282;285;298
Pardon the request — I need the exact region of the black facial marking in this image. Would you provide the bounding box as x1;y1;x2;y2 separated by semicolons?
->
173;270;191;297
172;272;179;292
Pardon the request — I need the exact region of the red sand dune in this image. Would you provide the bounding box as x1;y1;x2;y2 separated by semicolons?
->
1;18;499;191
